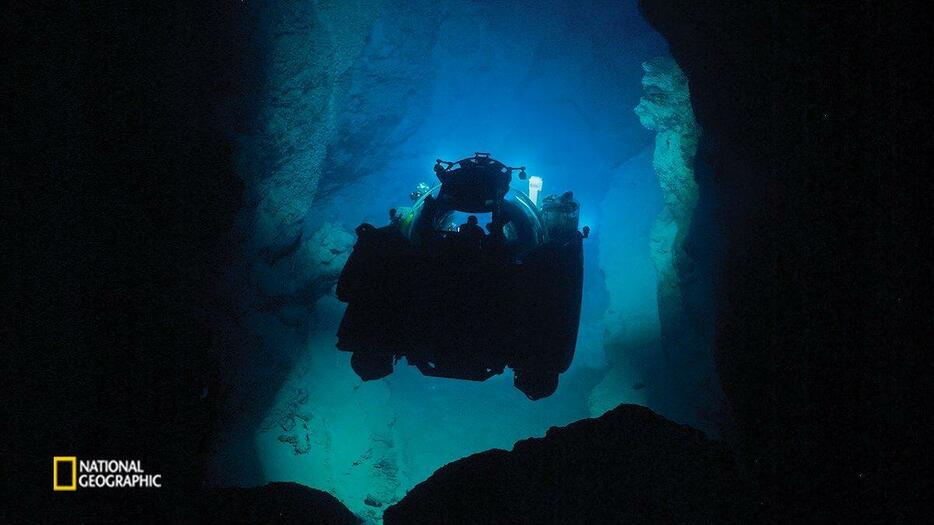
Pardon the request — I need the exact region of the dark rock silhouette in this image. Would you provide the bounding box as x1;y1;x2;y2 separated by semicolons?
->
204;482;361;524
384;404;751;524
641;0;926;521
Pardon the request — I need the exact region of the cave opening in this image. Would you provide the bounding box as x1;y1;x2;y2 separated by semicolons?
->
211;0;724;519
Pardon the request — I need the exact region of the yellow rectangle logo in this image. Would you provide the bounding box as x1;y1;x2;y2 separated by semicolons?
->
53;456;77;491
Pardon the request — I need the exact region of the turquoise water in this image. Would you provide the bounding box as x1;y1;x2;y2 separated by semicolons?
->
222;0;677;520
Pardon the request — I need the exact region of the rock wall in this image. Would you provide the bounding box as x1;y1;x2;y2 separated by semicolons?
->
593;56;724;434
238;0;382;252
212;0;387;485
215;0;450;505
219;0;450;438
635;57;725;433
640;0;926;519
636;57;698;311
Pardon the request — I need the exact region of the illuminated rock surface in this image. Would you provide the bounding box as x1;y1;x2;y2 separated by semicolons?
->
636;56;725;433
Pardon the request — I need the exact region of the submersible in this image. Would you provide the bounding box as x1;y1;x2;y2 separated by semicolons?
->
335;153;586;399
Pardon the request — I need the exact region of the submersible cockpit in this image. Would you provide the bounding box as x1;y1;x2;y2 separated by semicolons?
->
335;153;585;399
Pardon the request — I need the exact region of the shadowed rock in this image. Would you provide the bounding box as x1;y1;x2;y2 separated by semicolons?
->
205;482;361;524
640;1;926;520
384;404;751;524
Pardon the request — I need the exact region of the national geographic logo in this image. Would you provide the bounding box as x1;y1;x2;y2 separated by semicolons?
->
52;457;77;491
53;457;162;491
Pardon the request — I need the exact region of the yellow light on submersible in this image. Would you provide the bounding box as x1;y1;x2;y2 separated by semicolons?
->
528;176;543;205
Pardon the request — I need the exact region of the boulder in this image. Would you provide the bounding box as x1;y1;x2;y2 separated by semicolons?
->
384;404;751;524
204;482;361;524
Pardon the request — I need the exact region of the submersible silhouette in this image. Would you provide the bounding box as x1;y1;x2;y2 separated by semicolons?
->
335;153;586;399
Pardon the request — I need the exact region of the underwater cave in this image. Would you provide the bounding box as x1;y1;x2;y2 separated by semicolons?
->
207;0;723;519
14;0;923;521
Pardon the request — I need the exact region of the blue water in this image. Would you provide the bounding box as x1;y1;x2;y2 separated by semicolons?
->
224;0;673;520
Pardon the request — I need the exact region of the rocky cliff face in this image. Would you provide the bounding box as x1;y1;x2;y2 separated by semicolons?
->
592;57;724;434
635;57;725;433
216;1;384;440
217;0;455;433
640;0;926;520
236;0;445;254
238;0;381;253
636;57;698;291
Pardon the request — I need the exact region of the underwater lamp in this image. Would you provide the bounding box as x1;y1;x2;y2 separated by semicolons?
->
528;176;543;205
